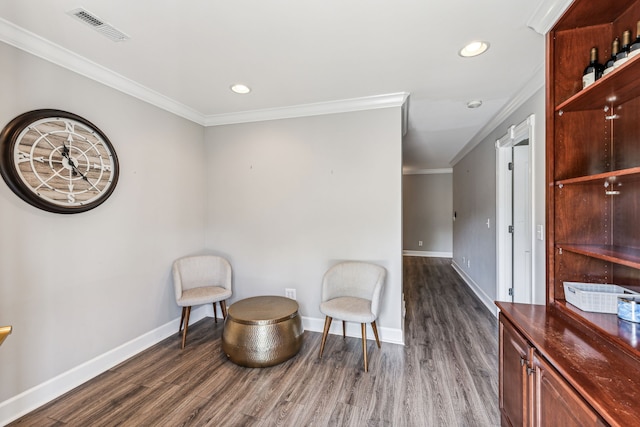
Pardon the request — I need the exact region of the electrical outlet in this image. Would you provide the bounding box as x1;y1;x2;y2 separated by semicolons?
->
285;288;296;300
418;240;423;247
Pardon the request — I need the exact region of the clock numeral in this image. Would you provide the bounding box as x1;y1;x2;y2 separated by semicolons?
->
67;193;76;204
93;163;112;172
17;151;45;163
65;120;75;135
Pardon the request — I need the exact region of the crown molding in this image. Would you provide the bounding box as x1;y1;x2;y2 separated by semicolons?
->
0;18;410;128
403;168;453;175
449;64;544;166
203;92;410;126
0;18;206;125
526;0;573;35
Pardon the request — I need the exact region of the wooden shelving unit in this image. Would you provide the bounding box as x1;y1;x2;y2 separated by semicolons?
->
548;0;640;301
499;1;640;425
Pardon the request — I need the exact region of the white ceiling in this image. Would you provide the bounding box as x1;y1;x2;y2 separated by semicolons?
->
0;0;567;171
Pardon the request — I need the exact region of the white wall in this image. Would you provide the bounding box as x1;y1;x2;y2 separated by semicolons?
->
0;42;206;406
203;110;404;336
452;86;546;309
402;172;453;255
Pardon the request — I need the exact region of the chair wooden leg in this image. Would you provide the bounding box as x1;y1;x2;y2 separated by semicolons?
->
361;323;368;372
181;306;192;350
178;307;187;335
319;316;332;358
220;300;228;319
342;320;346;338
371;320;381;348
213;302;218;323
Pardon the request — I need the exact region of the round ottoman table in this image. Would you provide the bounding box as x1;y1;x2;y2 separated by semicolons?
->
222;296;303;367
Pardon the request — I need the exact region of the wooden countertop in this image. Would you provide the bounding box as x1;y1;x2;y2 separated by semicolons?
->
497;302;640;426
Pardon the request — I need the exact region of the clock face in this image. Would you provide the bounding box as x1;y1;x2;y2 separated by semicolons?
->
0;109;119;213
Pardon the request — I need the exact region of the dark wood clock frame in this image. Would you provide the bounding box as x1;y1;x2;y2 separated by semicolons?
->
0;109;119;214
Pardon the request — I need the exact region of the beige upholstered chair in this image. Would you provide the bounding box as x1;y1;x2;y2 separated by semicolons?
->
172;255;232;349
318;261;386;372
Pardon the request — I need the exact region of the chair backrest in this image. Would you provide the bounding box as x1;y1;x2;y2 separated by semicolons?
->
172;255;232;299
322;261;386;315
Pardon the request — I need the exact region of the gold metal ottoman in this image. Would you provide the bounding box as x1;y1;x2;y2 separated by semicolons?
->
222;296;303;367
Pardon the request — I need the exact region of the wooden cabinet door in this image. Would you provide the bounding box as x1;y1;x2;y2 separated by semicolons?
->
499;317;533;427
532;353;606;427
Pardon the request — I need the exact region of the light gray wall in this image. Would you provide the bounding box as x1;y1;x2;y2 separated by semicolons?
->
0;42;206;402
402;173;453;253
203;109;404;332
452;86;546;305
0;41;406;418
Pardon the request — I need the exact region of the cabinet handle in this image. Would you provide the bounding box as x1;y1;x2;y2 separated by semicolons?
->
520;357;526;367
527;367;535;376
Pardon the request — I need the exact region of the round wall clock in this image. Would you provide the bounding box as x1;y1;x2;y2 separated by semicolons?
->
0;109;119;214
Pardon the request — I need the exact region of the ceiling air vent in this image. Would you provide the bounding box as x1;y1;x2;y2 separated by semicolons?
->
67;8;130;42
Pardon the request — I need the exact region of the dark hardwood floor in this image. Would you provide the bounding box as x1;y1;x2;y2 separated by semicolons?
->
9;257;499;426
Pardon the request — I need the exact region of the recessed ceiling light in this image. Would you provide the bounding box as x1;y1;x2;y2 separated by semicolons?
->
230;84;251;94
459;41;490;57
467;100;483;109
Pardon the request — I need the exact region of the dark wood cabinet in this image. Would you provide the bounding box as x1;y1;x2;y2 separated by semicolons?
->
532;353;605;427
499;314;607;427
497;305;638;426
498;1;640;425
499;317;532;427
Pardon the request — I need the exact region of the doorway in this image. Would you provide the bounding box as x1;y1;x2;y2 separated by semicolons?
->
496;115;535;303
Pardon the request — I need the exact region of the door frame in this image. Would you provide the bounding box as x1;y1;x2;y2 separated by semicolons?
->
496;114;536;302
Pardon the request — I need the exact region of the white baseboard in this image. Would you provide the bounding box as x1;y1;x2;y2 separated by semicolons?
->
302;316;404;346
0;306;211;426
450;261;499;318
403;250;452;258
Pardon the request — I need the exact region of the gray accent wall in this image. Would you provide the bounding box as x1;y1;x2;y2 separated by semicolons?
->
403;173;453;253
452;86;546;308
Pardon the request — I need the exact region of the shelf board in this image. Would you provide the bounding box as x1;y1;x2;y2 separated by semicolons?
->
559;244;640;269
555;53;640;113
555;166;640;185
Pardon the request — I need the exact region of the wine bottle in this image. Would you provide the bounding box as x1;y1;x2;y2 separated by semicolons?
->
629;21;640;58
582;47;603;88
603;38;620;76
615;30;631;67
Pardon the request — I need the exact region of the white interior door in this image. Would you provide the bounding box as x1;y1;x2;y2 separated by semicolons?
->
496;114;536;304
512;143;531;303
